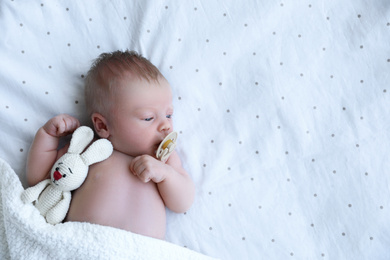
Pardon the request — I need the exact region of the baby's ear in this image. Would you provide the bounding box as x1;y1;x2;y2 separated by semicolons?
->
92;113;110;138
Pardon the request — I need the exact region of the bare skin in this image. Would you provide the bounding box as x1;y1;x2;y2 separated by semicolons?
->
26;78;195;240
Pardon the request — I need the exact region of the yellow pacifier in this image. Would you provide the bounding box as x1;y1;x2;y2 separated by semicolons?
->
156;132;178;162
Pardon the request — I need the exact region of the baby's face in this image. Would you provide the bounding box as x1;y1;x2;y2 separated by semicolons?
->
107;77;174;157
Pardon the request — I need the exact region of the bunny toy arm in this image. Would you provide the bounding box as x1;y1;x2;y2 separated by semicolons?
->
21;179;51;204
45;191;71;225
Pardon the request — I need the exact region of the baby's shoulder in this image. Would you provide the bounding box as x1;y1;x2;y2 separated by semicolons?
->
90;150;132;171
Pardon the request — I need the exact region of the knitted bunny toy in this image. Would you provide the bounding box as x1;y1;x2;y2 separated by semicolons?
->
21;126;113;225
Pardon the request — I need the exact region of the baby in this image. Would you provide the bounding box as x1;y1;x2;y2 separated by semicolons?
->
26;50;195;239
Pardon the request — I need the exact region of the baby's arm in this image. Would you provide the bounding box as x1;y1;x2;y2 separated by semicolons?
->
130;152;195;213
26;114;80;186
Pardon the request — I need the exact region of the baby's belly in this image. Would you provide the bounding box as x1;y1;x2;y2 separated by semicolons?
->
66;159;166;239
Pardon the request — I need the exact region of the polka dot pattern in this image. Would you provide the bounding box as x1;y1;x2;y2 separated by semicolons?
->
0;1;389;259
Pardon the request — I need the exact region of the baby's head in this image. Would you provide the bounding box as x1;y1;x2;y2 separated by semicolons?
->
84;50;174;157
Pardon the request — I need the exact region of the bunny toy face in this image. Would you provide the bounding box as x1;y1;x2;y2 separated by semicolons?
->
50;154;89;192
49;126;113;192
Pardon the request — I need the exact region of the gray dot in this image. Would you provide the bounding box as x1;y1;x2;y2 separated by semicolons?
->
124;17;127;20
97;45;100;49
342;232;346;236
358;14;361;18
360;45;363;49
211;140;214;143
203;164;206;167
20;148;24;152
242;237;246;241
333;170;336;174
209;227;212;230
370;237;373;240
314;194;317;197
178;96;181;100
348;204;352;207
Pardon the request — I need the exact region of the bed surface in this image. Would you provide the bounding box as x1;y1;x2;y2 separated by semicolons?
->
1;0;389;259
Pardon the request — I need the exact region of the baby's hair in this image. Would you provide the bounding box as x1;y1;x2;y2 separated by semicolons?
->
84;50;163;117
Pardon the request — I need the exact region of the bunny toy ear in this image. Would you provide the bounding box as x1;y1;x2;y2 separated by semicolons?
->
67;126;94;154
80;139;113;166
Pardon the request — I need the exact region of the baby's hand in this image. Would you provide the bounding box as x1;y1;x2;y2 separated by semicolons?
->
43;114;80;137
130;155;167;183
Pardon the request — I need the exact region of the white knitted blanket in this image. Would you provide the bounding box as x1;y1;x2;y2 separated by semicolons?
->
0;158;215;260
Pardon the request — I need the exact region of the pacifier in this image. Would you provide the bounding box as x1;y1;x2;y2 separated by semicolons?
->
156;132;178;162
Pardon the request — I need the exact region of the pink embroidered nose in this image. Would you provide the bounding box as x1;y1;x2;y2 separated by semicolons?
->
53;171;62;181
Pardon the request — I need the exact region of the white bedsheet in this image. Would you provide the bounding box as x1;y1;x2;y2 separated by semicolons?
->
1;0;389;259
